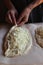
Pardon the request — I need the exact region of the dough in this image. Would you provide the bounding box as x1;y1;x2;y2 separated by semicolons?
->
3;25;32;57
35;27;43;48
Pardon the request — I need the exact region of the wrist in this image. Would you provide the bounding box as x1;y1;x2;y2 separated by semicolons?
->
26;4;33;12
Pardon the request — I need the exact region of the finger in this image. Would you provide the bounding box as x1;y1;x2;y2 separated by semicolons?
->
14;16;17;25
17;13;24;24
10;12;17;25
18;21;25;26
6;13;12;24
17;16;26;24
18;17;28;26
8;13;12;23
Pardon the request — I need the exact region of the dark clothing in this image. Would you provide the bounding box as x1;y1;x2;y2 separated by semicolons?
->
0;0;43;23
11;0;34;13
29;3;43;23
0;0;8;23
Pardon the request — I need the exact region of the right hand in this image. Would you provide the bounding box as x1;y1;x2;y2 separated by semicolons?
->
5;9;18;25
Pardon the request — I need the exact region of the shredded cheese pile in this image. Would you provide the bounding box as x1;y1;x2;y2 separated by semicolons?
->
5;26;32;57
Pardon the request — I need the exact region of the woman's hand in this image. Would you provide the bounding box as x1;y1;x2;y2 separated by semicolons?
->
17;0;43;26
6;9;18;25
17;8;31;26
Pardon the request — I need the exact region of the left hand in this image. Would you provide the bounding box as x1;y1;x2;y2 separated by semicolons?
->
17;8;31;26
